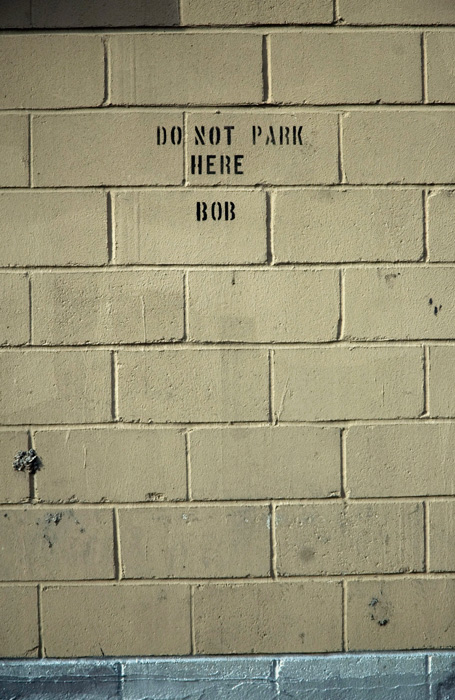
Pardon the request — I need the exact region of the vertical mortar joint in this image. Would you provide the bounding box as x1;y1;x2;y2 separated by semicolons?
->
262;35;271;103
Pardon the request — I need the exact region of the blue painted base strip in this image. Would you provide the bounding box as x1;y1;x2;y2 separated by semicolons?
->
1;653;455;699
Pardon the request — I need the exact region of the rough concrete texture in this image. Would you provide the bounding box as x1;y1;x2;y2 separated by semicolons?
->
2;0;455;663
186;112;338;185
0;508;114;580
0;587;39;658
0;115;29;186
32;113;184;186
181;0;333;25
119;504;271;578
190;426;340;499
34;428;186;503
188;269;339;341
1;654;443;698
0;350;111;424
275;501;424;575
32;271;184;344
0;35;104;109
344;268;455;340
117;349;269;422
347;580;455;650
346;424;455;497
193;582;343;653
114;189;267;264
343;112;455;184
273;347;423;420
41;585;191;656
428;190;455;262
273;188;423;263
0;191;108;266
31;0;180;27
110;34;262;105
339;0;455;24
270;32;421;104
0;430;30;503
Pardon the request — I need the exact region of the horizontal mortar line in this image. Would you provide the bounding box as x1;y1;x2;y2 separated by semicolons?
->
3;25;455;35
0;499;331;509
5;262;455;272
1;183;455;191
8;104;455;114
4;340;455;350
3;418;455;430
2;497;446;509
2;417;454;431
7;102;455;111
0;185;450;193
1;572;455;587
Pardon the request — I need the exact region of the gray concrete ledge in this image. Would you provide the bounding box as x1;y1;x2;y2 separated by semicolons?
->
1;653;455;699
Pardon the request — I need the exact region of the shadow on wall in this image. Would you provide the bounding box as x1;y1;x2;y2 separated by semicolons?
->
0;0;180;28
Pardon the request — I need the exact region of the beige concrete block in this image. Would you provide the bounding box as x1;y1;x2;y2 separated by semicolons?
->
429;346;455;417
0;115;28;186
0;508;114;580
42;584;190;656
345;267;455;340
0;273;29;345
0;192;108;266
188;270;339;342
344;112;455;184
114;189;266;264
190;426;341;499
0;0;30;28
276;502;424;576
33;113;183;186
186;112;338;185
271;32;421;104
274;189;423;263
429;501;455;571
427;32;455;102
118;349;269;422
32;271;184;345
120;505;270;578
111;34;262;105
428;190;455;261
182;0;333;24
0;350;111;424
33;0;180;27
273;348;423;421
0;587;38;657
34;428;186;503
194;581;342;653
0;431;30;503
347;424;455;497
0;35;104;108
339;0;455;24
347;579;455;650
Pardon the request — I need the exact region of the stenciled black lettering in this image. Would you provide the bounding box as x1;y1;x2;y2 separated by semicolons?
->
170;126;182;145
206;155;216;175
252;126;262;145
157;126;166;145
196;201;237;222
194;126;205;146
226;201;235;220
295;126;303;145
196;201;207;221
190;154;203;175
224;126;235;145
234;155;244;174
157;126;182;146
209;126;221;146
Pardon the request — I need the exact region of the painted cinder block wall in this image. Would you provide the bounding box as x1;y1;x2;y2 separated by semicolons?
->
1;0;455;657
